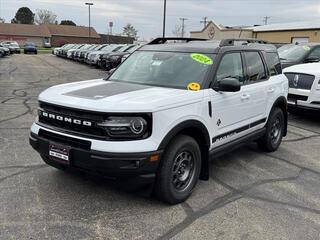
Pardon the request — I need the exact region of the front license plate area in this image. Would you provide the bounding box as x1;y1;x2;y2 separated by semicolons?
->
49;143;70;164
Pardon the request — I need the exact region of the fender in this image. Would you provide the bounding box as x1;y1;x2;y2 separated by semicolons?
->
158;119;211;180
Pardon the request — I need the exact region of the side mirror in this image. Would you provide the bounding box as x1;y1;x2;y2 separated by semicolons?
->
213;77;241;92
305;56;320;63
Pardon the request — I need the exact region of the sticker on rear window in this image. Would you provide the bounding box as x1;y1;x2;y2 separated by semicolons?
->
303;45;311;51
187;82;201;91
190;53;213;65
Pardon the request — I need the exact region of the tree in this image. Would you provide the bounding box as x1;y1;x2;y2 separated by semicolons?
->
60;20;76;26
35;9;57;25
123;24;138;40
0;17;5;23
11;7;34;24
172;24;185;37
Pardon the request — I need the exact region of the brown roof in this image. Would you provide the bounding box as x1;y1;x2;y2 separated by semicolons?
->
0;23;100;39
46;24;100;38
0;23;51;37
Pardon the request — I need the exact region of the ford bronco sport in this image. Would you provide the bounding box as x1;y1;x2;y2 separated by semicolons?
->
30;38;288;204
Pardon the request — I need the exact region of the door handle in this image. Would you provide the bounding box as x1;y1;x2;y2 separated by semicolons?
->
241;94;250;100
267;88;275;93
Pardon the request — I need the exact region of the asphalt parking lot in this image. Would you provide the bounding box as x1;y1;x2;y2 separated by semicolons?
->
0;54;320;240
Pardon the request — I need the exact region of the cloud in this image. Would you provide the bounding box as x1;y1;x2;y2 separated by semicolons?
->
1;0;320;39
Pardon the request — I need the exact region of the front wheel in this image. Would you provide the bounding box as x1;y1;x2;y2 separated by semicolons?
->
257;108;284;152
154;135;201;204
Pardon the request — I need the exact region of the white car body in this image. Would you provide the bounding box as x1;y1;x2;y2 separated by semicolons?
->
283;63;320;110
29;39;289;203
31;75;288;153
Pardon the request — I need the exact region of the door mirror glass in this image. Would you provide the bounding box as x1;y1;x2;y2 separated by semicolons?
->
213;77;241;92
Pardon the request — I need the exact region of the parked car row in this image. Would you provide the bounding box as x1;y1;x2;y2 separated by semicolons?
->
0;41;40;57
0;41;21;57
53;43;141;70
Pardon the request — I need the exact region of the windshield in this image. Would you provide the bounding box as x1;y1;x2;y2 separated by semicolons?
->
110;51;215;89
278;44;311;61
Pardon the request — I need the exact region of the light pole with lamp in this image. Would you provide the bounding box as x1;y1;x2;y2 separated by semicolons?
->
85;2;94;43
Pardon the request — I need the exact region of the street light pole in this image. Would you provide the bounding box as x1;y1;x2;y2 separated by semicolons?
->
162;0;167;38
85;3;94;43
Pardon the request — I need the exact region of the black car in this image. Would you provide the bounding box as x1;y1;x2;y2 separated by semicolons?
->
24;42;38;54
98;45;140;70
278;43;320;69
0;46;10;56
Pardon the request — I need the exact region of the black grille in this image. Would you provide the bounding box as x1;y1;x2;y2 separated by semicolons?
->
285;73;315;90
39;129;91;150
288;94;308;101
38;102;152;141
38;102;107;140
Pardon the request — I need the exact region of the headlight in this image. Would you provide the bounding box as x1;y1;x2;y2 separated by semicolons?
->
97;116;149;139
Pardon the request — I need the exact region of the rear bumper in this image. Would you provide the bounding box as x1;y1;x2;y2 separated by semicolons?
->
29;132;162;177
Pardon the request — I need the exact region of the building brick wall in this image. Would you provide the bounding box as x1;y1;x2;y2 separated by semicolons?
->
51;35;100;47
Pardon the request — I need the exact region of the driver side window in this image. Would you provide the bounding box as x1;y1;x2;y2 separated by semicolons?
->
216;53;244;83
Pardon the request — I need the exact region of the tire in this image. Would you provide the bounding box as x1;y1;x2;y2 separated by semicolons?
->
35;51;38;55
154;135;201;204
257;108;284;152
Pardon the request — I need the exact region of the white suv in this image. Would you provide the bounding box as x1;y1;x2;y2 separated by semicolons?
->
283;63;320;111
30;38;289;204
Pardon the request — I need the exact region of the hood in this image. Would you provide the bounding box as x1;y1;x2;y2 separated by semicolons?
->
280;60;298;69
39;79;204;112
283;63;320;77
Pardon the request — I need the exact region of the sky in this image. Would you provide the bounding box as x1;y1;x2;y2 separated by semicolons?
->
1;0;320;40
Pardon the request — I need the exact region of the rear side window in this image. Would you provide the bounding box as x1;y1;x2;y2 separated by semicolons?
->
265;52;282;76
244;52;267;83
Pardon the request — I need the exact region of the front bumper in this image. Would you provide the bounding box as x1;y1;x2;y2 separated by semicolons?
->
29;131;162;177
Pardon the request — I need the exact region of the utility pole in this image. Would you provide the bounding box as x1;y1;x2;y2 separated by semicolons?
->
263;16;271;25
200;17;208;28
85;2;94;43
162;0;167;38
179;17;188;38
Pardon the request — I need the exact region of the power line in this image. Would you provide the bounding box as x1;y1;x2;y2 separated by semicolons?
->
263;16;271;25
200;17;208;28
179;17;188;38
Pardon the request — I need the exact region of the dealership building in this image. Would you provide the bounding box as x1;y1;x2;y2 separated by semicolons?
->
0;23;100;47
190;20;320;44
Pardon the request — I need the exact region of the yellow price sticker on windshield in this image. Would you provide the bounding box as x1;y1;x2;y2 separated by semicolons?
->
191;53;213;65
187;82;201;91
303;45;311;51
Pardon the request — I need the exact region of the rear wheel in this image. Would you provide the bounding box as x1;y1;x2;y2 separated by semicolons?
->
154;135;201;204
258;108;284;152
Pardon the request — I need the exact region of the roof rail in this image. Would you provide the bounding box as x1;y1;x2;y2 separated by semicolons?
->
148;37;207;45
220;38;269;47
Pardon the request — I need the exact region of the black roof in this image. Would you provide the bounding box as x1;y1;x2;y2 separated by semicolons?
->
139;38;278;54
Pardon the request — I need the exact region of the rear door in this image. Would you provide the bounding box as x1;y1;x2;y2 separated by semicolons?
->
241;51;270;124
